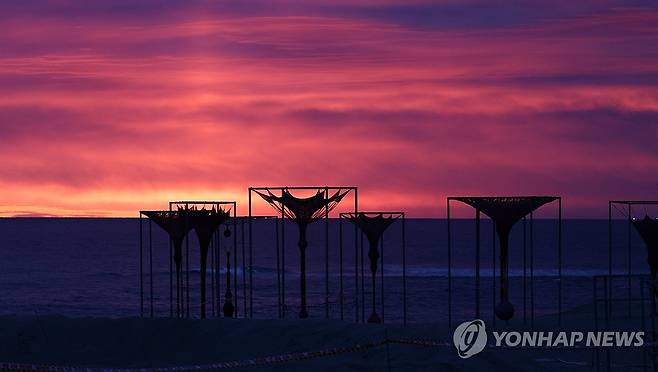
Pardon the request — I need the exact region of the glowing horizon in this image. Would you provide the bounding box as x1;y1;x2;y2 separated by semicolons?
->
1;1;657;218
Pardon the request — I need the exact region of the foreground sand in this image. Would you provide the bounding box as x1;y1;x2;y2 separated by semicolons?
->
0;304;649;371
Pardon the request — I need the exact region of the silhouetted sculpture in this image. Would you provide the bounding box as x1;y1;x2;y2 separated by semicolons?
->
453;197;557;321
255;188;349;318
142;209;193;317
223;251;234;317
632;215;658;295
347;213;398;323
187;207;231;319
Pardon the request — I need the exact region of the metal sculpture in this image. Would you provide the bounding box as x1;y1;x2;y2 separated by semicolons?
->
140;209;193;317
170;201;237;318
448;196;561;324
188;207;231;318
251;187;354;318
345;213;400;323
632;215;658;295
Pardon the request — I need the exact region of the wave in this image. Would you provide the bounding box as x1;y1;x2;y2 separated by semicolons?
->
92;266;627;279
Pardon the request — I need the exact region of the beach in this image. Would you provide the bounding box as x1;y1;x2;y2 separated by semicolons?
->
0;301;650;371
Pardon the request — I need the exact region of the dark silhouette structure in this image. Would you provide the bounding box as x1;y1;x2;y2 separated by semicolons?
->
140;209;193;318
223;251;234;317
592;201;658;371
169;201;237;318
608;200;658;317
447;196;562;326
632;216;658;294
250;186;357;319
342;212;405;324
139;201;238;319
187;207;231;318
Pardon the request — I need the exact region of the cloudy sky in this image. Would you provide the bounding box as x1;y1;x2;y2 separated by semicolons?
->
1;0;657;217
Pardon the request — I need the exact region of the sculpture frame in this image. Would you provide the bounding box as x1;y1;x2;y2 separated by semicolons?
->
446;196;562;328
139;208;195;318
169;201;236;318
608;200;658;318
248;186;358;319
339;212;406;325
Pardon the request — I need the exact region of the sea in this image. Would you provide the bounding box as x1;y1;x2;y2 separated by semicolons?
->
0;218;651;324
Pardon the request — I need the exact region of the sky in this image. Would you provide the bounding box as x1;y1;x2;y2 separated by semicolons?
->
1;0;657;218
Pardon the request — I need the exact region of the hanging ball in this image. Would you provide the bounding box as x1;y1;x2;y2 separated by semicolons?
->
224;228;232;238
495;300;514;321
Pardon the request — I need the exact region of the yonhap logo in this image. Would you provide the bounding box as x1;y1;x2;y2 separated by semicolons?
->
453;319;487;358
452;319;644;359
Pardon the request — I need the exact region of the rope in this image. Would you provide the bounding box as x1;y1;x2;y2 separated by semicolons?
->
0;338;399;372
5;336;645;371
0;336;448;372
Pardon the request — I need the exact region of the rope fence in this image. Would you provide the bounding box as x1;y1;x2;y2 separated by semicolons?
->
2;337;654;371
0;337;446;372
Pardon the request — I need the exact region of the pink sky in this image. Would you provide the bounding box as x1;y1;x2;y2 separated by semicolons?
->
1;1;657;217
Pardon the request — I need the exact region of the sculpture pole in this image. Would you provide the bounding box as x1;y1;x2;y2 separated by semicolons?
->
367;235;381;323
198;235;211;319
173;240;183;317
298;222;309;318
224;251;234;317
496;227;513;320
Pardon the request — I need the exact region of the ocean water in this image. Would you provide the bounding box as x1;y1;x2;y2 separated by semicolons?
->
0;218;651;324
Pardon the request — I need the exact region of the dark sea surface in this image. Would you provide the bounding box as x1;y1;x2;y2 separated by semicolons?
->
0;218;650;324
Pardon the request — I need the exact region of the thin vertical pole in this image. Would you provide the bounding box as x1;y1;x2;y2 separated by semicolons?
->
447;199;452;329
649;280;658;371
233;206;238;318
248;190;254;318
215;227;222;316
594;277;599;371
242;220;247;317
281;203;286;318
354;214;359;322
604;277;611;372
402;214;407;325
186;220;190;318
354;191;359;322
325;186;330;319
211;233;215;317
149;219;153;318
492;219;496;327
276;216;281;318
170;238;173;317
641;279;647;372
139;214;143;317
628;203;633;318
361;232;365;322
558;198;563;325
608;202;613;319
475;209;481;319
530;212;534;328
339;215;344;321
523;217;527;324
608;202;613;277
381;232;385;323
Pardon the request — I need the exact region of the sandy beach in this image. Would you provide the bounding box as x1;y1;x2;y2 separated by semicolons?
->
1;302;649;371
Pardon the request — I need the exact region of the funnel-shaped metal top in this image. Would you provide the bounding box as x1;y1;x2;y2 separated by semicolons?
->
632;215;658;250
453;196;558;234
347;213;398;246
142;209;193;245
255;188;349;225
187;207;231;247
